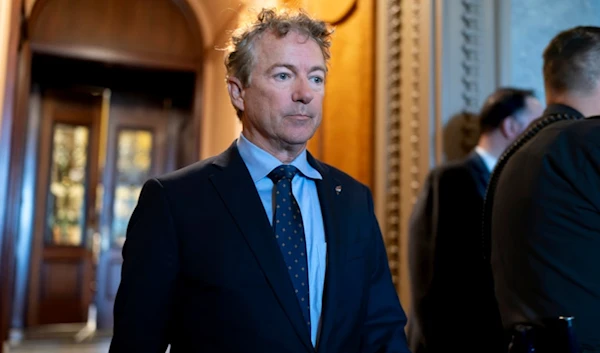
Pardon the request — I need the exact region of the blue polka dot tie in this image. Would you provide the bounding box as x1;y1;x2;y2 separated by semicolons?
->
268;165;311;328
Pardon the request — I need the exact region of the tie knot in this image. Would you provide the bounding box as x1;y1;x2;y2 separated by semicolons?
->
268;165;299;182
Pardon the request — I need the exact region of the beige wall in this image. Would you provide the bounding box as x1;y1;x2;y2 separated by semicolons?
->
25;0;34;15
0;0;14;138
199;30;242;159
186;0;244;159
190;0;282;160
280;0;376;189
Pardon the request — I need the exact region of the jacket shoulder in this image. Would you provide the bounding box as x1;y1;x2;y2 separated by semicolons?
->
155;156;219;186
428;156;474;180
513;118;600;161
558;117;600;142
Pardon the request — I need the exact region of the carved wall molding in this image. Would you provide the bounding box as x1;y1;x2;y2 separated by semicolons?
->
460;0;481;111
408;0;423;207
383;0;402;288
376;0;435;307
457;0;483;157
398;0;435;307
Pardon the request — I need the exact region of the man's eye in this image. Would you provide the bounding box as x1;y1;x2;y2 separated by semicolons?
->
275;73;290;80
311;77;324;84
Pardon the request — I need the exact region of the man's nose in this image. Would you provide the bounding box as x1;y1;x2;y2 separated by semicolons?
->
292;77;314;104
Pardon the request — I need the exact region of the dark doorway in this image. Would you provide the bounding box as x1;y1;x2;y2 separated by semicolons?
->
14;53;195;336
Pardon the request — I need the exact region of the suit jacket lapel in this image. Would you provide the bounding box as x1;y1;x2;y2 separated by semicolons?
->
307;154;344;353
209;143;314;352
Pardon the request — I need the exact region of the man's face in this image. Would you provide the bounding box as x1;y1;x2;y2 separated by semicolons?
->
228;30;326;154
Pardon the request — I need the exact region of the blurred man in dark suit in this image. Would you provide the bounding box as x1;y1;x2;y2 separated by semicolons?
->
487;26;600;353
408;88;542;353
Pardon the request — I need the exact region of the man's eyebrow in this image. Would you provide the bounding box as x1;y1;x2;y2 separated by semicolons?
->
309;65;327;73
267;63;327;73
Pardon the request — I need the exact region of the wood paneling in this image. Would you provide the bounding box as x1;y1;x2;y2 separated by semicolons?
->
30;42;199;72
306;0;357;24
38;248;93;325
29;0;201;70
307;0;375;189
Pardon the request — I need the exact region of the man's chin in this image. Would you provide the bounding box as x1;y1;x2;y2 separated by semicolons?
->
283;130;318;146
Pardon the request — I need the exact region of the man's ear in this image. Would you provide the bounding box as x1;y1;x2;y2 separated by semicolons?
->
500;116;517;139
227;77;245;113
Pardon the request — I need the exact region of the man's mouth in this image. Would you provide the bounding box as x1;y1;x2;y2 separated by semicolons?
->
286;114;312;119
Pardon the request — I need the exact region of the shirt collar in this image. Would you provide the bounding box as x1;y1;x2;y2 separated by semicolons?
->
236;132;323;183
542;103;585;119
474;146;497;172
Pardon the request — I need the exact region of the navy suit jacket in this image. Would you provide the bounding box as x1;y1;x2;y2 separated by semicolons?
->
407;152;505;353
109;142;410;353
489;104;600;351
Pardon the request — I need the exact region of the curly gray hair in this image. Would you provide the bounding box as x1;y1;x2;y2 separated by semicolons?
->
223;8;334;117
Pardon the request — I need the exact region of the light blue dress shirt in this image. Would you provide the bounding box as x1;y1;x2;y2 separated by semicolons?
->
236;133;327;346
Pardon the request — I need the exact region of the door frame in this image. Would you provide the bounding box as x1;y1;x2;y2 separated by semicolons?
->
26;88;102;327
0;0;27;348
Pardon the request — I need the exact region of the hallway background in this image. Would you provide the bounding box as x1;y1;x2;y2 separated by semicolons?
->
0;0;599;351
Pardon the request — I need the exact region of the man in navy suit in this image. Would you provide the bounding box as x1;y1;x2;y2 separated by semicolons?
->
407;88;542;353
109;7;410;353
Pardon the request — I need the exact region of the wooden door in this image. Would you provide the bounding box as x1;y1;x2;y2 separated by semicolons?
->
27;89;102;326
95;93;179;329
27;88;181;329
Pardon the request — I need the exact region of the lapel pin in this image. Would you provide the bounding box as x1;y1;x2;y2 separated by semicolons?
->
335;185;342;195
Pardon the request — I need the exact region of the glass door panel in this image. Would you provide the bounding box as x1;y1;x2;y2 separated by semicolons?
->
45;123;90;247
111;129;153;247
